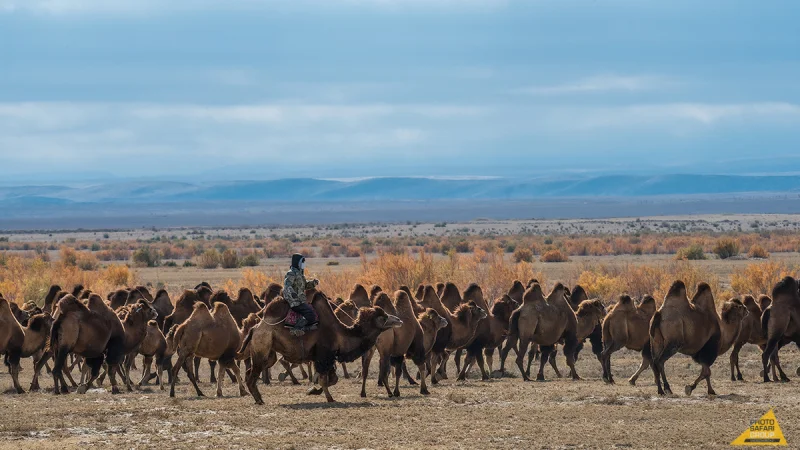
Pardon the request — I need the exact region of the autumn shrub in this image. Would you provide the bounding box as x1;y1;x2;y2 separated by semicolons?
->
132;246;161;267
747;245;769;259
59;246;78;267
540;249;569;263
241;252;260;267
514;248;533;263
730;261;794;296
675;244;706;260
713;238;740;259
197;249;221;269
220;249;240;269
76;252;99;271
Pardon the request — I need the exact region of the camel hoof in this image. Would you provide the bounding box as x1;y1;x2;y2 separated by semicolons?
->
535;374;545;381
684;385;693;396
240;389;248;397
255;400;264;406
15;387;25;394
708;390;717;397
490;370;504;379
277;373;287;382
216;393;224;398
29;384;40;392
393;390;400;397
736;374;744;381
780;376;790;383
360;391;366;398
111;386;121;395
420;388;430;395
77;385;88;394
307;387;323;396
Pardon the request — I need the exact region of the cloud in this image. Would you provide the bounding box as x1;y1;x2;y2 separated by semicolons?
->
518;75;675;96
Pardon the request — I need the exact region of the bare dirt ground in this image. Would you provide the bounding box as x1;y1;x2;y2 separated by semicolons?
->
1;345;797;449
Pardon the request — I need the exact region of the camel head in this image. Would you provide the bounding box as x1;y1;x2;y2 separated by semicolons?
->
211;290;233;306
126;299;158;325
196;286;213;307
720;298;748;324
576;299;606;321
27;313;53;333
418;308;448;332
261;283;282;304
356;306;402;331
459;300;488;322
491;295;518;321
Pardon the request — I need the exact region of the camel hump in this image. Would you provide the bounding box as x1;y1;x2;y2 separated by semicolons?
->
615;294;634;310
637;295;657;316
771;276;799;303
147;320;158;327
758;295;772;311
546;283;566;304
374;292;396;315
691;283;716;311
570;285;589;303
662;280;688;307
522;284;545;304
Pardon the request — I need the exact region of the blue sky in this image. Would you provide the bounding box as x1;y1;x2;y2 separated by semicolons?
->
1;0;799;182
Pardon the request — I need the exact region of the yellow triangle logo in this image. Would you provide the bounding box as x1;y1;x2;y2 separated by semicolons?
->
731;409;787;446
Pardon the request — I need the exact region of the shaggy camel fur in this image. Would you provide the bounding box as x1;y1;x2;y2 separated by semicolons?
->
0;298;53;393
499;283;581;381
211;289;262;326
729;295;769;381
137;320;172;389
440;282;463;313
151;289;174;330
260;283;283;306
460;292;517;380
168;302;247;398
239;290;402;404
649;282;748;396
761;276;800;383
601;294;657;385
50;294;127;394
417;285;487;383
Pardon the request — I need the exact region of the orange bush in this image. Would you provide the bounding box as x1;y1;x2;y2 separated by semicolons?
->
540;249;569;263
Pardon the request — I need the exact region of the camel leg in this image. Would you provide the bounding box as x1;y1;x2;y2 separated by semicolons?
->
418;361;430;395
30;352;50;391
773;352;790;382
340;362;350;379
78;357;104;394
279;359;300;385
360;352;371;398
762;338;780;382
498;334;518;376
299;363;309;380
319;370;336;403
562;333;581;380
457;352;476;381
52;350;67;395
6;352;24;394
628;346;651;386
453;349;463;375
730;342;742;381
139;355;153;386
685;365;715;396
548;347;563;378
429;352;443;384
536;345;553;381
437;351;450;380
107;363;121;395
223;360;247;397
484;346;495;375
516;339;532;381
379;356;393;397
600;341;622;384
475;351;490;381
525;345;537;378
392;360;403;397
245;355;265;405
401;361;417;385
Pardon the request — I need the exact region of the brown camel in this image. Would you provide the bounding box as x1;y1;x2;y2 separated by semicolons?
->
118;300;158;388
417;285;487;383
349;284;372;308
210;288;262;326
649;281;748;396
507;280;526;304
260;283;283;306
168;302;248;398
729;295;768;381
601;294;657;385
150;289;174;329
162;287;219;383
499;283;581;381
137;320;172;389
238;290;403;403
440;282;463;312
761;276;800;383
435;282;445;299
369;285;383;303
49;294;127;394
459;292;518;380
42;285;62;314
0;298;53;393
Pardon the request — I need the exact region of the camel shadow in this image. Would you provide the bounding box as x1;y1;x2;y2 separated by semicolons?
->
281;401;380;410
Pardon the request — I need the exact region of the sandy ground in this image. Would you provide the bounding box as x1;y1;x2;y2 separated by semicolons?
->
0;344;797;449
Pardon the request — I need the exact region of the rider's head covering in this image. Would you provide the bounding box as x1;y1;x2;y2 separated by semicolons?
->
291;253;305;270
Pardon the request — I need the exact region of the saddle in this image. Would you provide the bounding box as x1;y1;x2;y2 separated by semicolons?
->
283;307;319;328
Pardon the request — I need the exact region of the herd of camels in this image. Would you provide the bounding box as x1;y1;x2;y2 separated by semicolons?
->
1;275;799;403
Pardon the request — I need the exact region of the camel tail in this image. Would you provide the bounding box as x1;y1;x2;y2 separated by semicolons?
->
509;309;521;336
236;327;255;360
648;311;664;357
166;324;181;353
761;307;771;340
48;316;63;353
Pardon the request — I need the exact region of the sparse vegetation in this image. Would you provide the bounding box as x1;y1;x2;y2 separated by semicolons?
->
712;238;740;259
747;244;770;259
675;244;706;260
540;249;569;263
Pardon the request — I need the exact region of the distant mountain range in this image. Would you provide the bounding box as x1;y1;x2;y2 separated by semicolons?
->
2;175;800;206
